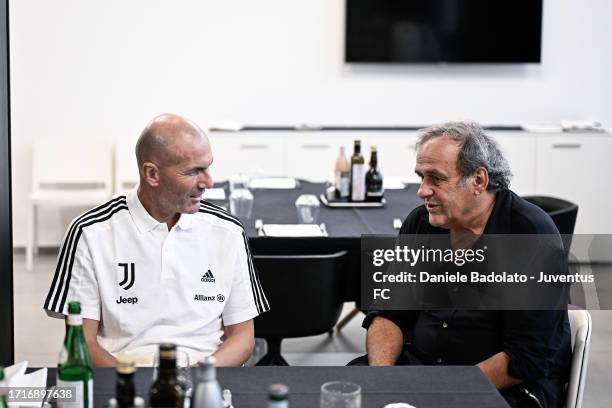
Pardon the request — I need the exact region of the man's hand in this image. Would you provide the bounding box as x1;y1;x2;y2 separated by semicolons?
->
82;318;117;367
366;316;404;366
477;351;522;389
211;320;255;366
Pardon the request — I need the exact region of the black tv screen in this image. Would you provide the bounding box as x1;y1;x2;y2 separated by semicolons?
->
345;0;543;63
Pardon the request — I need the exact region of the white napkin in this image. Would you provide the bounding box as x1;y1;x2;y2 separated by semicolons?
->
202;188;226;200
262;224;325;237
249;177;297;189
383;177;406;190
3;361;48;407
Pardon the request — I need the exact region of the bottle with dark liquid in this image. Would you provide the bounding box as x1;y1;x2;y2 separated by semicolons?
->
365;146;384;202
115;357;136;408
57;301;93;408
350;140;365;201
149;343;185;408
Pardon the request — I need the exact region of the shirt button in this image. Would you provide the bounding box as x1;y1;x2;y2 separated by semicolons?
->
436;358;442;364
442;322;448;328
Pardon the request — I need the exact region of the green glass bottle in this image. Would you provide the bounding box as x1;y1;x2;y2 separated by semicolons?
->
267;384;289;408
57;301;93;408
149;343;185;408
0;366;9;408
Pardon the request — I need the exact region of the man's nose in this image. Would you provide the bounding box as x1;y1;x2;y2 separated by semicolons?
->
198;171;214;189
417;180;433;199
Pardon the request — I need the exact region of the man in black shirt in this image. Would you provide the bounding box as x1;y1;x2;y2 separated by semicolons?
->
351;122;571;408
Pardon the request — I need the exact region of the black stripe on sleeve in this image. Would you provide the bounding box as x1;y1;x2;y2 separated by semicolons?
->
44;196;128;314
197;205;269;314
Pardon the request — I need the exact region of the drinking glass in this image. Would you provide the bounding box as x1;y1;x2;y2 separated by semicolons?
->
229;173;249;192
320;381;361;408
295;194;320;224
229;188;254;219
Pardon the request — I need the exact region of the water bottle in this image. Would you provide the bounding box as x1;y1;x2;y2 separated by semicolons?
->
191;357;224;408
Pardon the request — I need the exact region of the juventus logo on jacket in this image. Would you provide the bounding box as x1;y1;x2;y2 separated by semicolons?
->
118;263;135;290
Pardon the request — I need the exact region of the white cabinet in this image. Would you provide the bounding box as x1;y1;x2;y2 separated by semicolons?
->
209;132;287;182
286;132;362;182
490;132;536;195
535;134;612;234
371;132;420;182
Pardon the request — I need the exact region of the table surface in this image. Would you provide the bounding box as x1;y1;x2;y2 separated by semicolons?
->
226;181;423;238
45;366;510;408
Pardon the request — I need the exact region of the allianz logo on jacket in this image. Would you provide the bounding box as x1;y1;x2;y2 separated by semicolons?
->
116;262;138;305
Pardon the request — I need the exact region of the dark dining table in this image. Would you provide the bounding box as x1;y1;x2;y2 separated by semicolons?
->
219;181;423;303
44;366;510;408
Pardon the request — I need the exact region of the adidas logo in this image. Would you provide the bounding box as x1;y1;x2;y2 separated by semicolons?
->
201;269;216;283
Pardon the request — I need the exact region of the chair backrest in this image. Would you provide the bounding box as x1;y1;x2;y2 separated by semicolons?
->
253;251;347;339
32;137;113;195
114;141;140;195
566;309;592;408
522;196;579;254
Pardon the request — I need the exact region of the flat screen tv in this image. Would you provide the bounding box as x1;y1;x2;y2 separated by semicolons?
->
345;0;543;63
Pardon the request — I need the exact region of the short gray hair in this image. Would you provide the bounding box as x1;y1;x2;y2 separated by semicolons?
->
416;121;512;191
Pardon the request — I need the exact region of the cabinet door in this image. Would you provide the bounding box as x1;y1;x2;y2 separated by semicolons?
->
370;132;420;182
489;132;536;195
286;132;365;182
209;132;287;182
536;134;612;235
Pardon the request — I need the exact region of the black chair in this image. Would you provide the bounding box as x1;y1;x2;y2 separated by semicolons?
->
522;195;579;252
253;251;348;366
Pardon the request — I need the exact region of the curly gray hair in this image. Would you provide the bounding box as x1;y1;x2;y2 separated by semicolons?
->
415;121;513;191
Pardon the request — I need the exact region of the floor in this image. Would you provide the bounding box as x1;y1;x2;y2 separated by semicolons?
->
12;251;612;407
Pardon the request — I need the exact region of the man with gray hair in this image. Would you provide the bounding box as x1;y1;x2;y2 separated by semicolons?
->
352;121;571;408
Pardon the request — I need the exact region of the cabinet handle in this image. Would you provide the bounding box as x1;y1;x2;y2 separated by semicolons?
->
239;144;269;149
301;144;330;149
552;143;581;149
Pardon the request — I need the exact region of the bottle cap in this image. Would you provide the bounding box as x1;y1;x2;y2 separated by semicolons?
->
268;383;289;400
158;343;177;359
116;357;136;374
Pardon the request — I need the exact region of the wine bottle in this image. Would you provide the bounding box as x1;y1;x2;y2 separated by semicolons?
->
350;140;365;201
57;301;93;408
267;384;289;408
334;146;350;199
115;357;136;408
365;146;384;202
149;343;185;408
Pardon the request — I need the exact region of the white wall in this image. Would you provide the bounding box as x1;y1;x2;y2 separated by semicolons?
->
9;0;612;247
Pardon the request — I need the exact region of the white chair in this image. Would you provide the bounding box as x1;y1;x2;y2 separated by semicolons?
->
27;138;113;271
566;309;592;408
114;141;139;196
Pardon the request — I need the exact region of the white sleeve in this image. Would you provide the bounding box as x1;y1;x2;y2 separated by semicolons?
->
221;231;269;326
43;227;101;321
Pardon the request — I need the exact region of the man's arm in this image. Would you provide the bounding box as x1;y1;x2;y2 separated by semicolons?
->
82;318;117;367
477;351;522;389
366;316;404;366
212;320;255;366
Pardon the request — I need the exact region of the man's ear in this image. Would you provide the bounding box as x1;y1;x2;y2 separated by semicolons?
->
472;167;489;195
141;162;160;187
